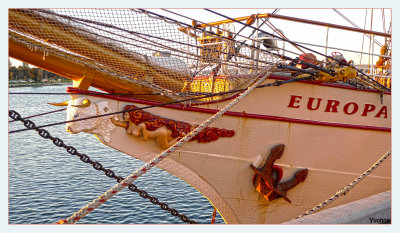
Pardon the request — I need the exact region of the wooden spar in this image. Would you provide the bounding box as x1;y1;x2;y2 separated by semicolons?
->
9;9;189;92
9;34;175;103
182;13;391;38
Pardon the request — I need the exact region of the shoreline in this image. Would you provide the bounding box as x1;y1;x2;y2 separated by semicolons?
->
9;82;72;88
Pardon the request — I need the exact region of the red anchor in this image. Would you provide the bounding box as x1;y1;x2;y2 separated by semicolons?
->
251;144;308;203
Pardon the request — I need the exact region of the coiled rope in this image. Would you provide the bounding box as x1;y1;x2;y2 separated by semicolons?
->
297;149;391;219
62;64;277;224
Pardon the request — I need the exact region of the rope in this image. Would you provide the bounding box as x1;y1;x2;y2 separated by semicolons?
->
9;92;163;96
63;64;277;224
9;75;314;134
211;207;217;224
297;149;391;219
9;109;197;224
204;9;391;93
8;108;66;123
34;9;273;70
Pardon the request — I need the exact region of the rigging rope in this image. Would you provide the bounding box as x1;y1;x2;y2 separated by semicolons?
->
33;9;274;72
203;9;391;92
296;149;391;219
63;64;277;224
8;108;66;123
159;8;319;77
8;75;315;134
160;8;312;69
8;92;164;96
333;9;382;47
9;110;197;224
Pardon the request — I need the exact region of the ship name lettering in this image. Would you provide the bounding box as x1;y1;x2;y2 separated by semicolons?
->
287;95;387;118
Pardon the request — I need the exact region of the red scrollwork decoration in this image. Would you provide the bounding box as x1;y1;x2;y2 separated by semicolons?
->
124;105;235;143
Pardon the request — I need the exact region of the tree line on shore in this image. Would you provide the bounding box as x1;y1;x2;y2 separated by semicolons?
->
9;65;69;82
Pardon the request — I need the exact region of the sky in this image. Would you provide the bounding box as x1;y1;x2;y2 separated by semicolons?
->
153;8;391;66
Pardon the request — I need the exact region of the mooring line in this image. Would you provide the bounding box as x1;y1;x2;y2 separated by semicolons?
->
62;65;277;224
9;75;314;134
8;108;66;123
296;149;391;218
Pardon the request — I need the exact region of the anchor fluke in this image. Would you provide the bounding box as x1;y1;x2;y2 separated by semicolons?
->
251;144;308;203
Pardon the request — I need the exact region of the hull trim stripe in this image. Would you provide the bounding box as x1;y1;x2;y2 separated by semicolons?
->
67;87;391;132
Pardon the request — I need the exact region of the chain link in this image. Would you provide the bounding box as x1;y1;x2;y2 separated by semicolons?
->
9;109;197;224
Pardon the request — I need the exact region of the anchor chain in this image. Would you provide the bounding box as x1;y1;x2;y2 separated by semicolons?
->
63;65;277;224
8;109;197;224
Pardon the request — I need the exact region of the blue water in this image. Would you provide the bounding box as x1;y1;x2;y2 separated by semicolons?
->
8;85;224;224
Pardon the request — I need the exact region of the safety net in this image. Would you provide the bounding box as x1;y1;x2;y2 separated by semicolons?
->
9;9;282;102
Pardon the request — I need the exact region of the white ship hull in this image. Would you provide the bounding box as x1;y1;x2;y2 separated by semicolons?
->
66;76;391;224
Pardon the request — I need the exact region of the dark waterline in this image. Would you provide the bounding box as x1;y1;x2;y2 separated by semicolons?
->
9;85;224;224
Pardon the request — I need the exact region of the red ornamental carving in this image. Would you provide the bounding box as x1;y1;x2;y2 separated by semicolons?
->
124;105;235;143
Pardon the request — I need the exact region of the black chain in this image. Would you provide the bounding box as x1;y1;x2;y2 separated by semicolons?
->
9;109;197;224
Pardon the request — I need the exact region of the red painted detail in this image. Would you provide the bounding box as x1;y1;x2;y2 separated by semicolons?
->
375;106;388;118
343;102;359;115
298;53;318;69
99;199;106;203
66;88;391;132
124;104;235;143
74;217;80;221
307;97;322;111
87;208;93;211
229;111;390;132
287;95;302;108
122;183;128;186
252;165;283;185
289;97;388;118
324;99;340;113
361;104;376;116
272;165;283;183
